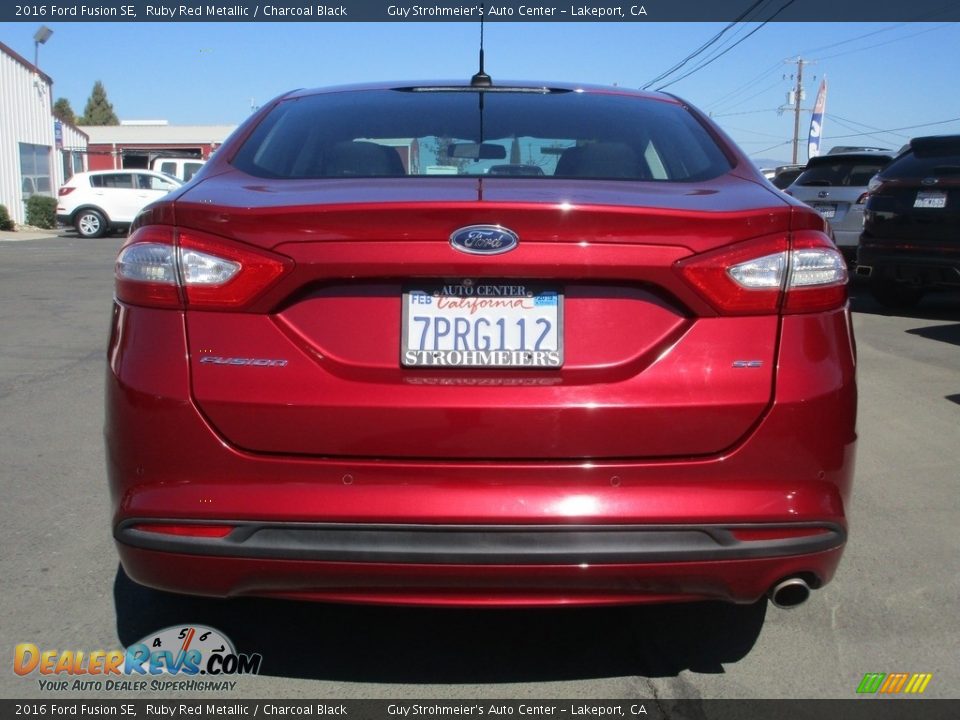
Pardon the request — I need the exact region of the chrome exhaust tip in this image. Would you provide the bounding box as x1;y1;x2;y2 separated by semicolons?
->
769;577;811;609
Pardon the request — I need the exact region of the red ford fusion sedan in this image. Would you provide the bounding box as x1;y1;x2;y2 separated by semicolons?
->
106;80;856;609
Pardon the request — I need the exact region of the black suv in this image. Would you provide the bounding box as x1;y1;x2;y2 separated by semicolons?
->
857;135;960;308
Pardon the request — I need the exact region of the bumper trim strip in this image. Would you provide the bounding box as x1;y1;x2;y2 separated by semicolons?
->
116;520;845;565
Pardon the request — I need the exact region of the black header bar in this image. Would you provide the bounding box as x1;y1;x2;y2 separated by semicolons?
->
2;699;960;719
3;0;959;22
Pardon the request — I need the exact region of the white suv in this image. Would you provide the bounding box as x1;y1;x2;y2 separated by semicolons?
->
57;170;182;238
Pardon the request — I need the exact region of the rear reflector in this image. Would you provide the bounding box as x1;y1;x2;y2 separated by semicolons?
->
676;231;847;315
133;524;234;538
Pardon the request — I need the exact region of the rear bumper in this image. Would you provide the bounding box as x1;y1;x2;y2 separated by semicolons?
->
856;245;960;287
106;303;857;606
116;543;845;607
116;520;845;606
833;228;861;250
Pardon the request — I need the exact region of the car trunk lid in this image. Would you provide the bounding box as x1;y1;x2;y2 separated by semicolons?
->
180;174;790;460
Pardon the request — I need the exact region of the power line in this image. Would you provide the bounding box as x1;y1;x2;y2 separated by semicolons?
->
703;62;782;112
655;0;799;92
815;23;954;61
720;125;787;140
751;139;792;156
826;117;960;140
798;23;906;55
716;77;786;113
711;107;782;118
640;0;771;90
828;113;911;140
828;116;898;147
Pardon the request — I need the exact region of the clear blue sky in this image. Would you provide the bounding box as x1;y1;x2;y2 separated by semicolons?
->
2;21;958;164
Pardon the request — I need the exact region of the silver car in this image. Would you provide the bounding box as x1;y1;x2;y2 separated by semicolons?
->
786;151;893;260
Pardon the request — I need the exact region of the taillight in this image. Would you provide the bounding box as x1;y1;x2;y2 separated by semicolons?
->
676;232;847;315
855;192;868;204
58;186;75;196
115;226;292;310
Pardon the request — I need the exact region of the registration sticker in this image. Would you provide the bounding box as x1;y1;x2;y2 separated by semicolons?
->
401;281;563;368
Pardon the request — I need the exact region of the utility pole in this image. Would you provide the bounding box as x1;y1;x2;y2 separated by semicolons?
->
791;58;804;164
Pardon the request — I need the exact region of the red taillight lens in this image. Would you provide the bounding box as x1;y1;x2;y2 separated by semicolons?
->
676;232;847;316
115;226;292;310
133;524;234;538
58;186;75;197
178;231;289;308
676;234;789;315
855;192;869;205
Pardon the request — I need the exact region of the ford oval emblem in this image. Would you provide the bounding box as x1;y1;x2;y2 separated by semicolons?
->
450;225;519;255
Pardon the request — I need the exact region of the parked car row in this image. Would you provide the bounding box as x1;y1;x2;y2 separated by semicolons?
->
771;136;958;308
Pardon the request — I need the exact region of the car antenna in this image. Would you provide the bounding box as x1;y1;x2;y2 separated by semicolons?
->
470;5;492;88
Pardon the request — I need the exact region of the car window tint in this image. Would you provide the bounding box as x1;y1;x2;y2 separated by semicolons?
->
149;176;177;191
159;162;176;175
233;89;732;182
99;174;135;189
796;159;889;187
884;148;960;178
184;163;203;180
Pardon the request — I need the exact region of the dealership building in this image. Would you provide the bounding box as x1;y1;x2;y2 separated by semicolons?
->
0;40;88;226
1;39;236;227
81;121;236;171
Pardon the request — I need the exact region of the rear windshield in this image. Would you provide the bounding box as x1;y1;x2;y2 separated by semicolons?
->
883;146;960;179
231;89;732;182
794;157;890;187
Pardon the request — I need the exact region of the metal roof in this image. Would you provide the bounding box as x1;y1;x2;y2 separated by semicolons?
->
80;124;237;144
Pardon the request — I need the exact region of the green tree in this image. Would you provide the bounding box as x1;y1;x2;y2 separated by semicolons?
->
79;81;119;125
53;98;77;125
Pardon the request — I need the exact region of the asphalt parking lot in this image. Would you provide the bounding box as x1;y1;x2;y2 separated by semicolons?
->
1;231;957;701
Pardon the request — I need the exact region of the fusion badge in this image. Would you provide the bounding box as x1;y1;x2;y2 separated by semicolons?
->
450;225;519;255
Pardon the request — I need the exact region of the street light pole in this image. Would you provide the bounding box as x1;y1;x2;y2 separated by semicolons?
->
33;25;53;68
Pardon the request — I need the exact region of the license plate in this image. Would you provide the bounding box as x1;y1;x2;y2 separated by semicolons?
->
914;190;947;209
814;203;837;219
402;281;563;368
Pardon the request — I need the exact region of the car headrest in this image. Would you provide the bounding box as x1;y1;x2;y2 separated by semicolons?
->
324;141;406;177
